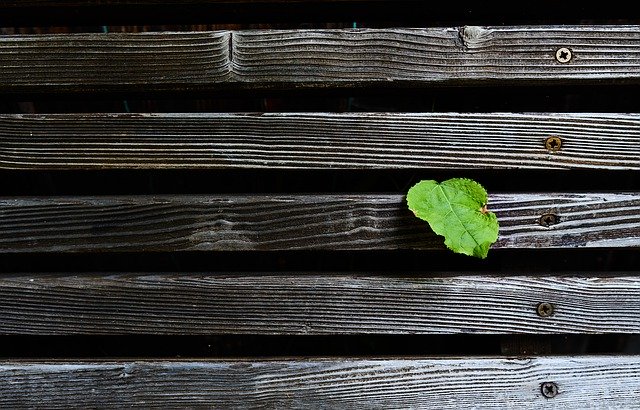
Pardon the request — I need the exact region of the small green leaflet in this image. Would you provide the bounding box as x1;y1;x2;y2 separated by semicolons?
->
406;178;499;259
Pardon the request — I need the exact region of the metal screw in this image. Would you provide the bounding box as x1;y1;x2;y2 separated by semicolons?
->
555;47;572;63
539;213;559;227
541;382;558;398
537;302;555;317
545;136;562;152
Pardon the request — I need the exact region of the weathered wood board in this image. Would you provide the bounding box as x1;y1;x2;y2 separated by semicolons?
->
2;113;639;169
1;274;639;334
1;357;638;408
0;193;637;252
4;26;640;93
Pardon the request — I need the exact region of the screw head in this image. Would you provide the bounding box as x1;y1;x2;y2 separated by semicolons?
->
537;302;555;317
539;213;559;227
556;47;572;63
545;136;562;152
541;382;558;398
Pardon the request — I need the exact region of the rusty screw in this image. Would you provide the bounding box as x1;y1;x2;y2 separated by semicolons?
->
541;382;559;398
539;213;559;227
537;302;555;317
555;47;572;63
545;136;562;152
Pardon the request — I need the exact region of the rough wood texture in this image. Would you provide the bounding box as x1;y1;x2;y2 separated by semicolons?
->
0;193;638;252
0;32;230;94
1;274;639;335
230;25;640;85
1;357;639;408
2;112;640;170
5;26;640;93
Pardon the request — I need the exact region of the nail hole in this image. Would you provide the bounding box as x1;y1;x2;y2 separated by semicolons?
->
539;213;559;227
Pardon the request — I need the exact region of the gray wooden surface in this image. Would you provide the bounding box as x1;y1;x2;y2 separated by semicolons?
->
5;26;640;93
0;32;230;93
2;112;640;169
0;193;638;252
1;274;639;334
1;357;639;408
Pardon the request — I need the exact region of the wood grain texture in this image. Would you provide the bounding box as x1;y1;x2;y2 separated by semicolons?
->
2;112;640;170
0;193;638;252
0;32;230;94
233;25;640;85
1;357;639;408
1;274;639;335
5;26;640;93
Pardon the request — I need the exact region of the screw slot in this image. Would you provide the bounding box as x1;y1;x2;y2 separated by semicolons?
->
537;302;555;317
556;47;572;63
545;136;562;152
539;213;559;227
541;382;559;398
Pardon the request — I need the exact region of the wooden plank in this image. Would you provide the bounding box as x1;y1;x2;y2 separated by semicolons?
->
6;26;640;93
233;25;640;86
1;274;639;335
2;112;640;170
0;32;230;94
0;193;638;252
1;357;638;408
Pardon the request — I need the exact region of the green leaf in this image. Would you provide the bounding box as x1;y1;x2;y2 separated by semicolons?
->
406;178;499;259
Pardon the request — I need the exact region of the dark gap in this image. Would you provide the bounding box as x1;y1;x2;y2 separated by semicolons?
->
498;335;640;356
0;335;634;359
2;1;640;26
5;85;640;113
1;249;638;274
0;170;637;196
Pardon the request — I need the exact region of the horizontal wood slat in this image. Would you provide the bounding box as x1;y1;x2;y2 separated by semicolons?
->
232;26;640;85
0;32;230;94
0;193;638;252
5;26;640;93
2;113;640;170
1;357;638;408
1;274;639;334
